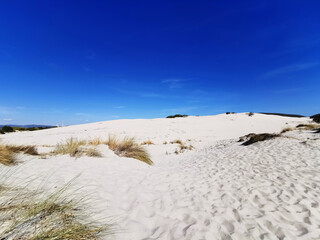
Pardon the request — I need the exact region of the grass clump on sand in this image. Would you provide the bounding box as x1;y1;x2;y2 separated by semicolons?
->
0;144;39;166
0;180;112;239
239;133;280;146
296;123;320;130
281;127;294;133
0;145;16;166
53;138;87;157
170;139;194;154
106;135;152;165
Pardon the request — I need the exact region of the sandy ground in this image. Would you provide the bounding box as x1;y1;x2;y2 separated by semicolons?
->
1;113;320;240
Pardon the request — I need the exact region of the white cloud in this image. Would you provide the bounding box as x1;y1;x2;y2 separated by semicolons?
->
3;118;12;121
262;62;319;78
162;79;185;89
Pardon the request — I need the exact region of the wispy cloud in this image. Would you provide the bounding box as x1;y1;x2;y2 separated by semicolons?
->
162;78;187;89
262;62;319;78
114;106;126;109
3;118;12;121
271;88;305;94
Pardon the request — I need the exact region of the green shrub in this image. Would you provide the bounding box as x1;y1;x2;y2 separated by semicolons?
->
166;114;188;118
2;126;14;133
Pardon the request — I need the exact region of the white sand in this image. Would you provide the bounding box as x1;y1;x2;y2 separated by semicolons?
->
1;113;320;239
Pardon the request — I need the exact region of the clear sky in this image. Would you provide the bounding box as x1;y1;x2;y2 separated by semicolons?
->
1;0;319;125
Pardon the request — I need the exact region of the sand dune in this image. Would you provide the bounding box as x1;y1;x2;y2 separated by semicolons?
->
1;113;319;239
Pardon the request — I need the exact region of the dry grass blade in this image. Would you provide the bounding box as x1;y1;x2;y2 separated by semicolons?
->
106;135;153;165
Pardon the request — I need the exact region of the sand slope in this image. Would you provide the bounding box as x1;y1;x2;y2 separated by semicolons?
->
1;113;319;239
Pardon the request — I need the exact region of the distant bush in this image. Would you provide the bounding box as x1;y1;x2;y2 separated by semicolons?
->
166;114;188;118
311;114;320;123
226;112;230;115
248;112;254;117
0;130;4;134
2;126;14;133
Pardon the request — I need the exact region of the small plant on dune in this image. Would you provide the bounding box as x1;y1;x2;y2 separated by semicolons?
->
106;135;152;165
141;140;154;145
53;138;86;157
163;141;167;144
170;139;194;153
247;112;254;117
170;139;183;145
0;145;16;166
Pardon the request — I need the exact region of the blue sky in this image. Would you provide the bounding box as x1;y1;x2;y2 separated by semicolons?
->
0;0;319;125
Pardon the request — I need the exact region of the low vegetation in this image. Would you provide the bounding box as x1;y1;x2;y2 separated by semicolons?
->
0;144;39;166
141;140;154;145
296;123;320;130
247;112;254;117
170;139;194;153
281;127;294;133
88;138;106;146
0;177;112;239
166;114;188;118
86;148;102;157
311;114;320;123
260;113;305;118
106;135;152;165
0;125;56;134
240;133;280;146
53;138;87;157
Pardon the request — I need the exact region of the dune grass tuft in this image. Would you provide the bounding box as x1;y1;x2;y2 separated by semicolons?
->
296;123;320;130
6;145;39;156
0;180;112;239
53;138;86;157
106;135;152;165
